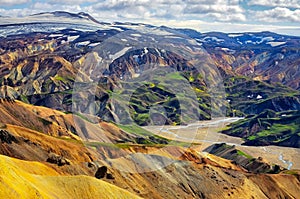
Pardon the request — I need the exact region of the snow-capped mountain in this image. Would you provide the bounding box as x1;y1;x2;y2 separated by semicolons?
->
1;11;300;91
1;11;299;49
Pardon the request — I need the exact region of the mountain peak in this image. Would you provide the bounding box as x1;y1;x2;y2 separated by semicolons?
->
31;11;89;19
30;11;94;20
26;11;105;25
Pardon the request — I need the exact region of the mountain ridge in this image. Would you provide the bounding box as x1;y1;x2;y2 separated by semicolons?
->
0;11;300;198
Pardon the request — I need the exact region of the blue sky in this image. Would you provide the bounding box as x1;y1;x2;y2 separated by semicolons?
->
1;0;300;35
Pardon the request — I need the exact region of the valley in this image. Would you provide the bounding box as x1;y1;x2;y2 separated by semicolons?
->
144;117;300;170
0;11;299;199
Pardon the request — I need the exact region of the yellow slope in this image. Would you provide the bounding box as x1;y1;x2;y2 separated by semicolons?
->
0;154;142;199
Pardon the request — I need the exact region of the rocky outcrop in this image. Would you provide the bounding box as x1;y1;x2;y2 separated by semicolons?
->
95;166;114;180
46;152;71;166
95;166;107;179
0;129;18;144
204;143;282;173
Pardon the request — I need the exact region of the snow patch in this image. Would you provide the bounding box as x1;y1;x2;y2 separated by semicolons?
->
131;33;142;37
220;47;229;51
228;33;243;37
67;35;79;42
267;41;286;47
109;47;132;60
76;41;90;46
188;39;199;45
202;36;225;42
256;95;263;99
219;47;236;54
133;55;140;63
143;47;148;55
155;48;162;58
88;42;100;47
49;34;63;37
261;37;274;42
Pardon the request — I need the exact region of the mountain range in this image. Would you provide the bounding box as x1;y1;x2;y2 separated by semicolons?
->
0;11;299;199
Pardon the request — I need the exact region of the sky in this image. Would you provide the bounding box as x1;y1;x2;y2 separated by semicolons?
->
1;0;300;35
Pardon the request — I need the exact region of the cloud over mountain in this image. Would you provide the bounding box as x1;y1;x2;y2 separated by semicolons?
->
0;0;300;35
250;7;300;22
248;0;300;9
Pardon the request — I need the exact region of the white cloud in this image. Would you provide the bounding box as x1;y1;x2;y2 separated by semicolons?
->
185;5;244;14
0;2;83;17
184;0;239;5
248;0;300;9
148;18;300;35
48;0;97;5
206;12;246;21
1;0;300;36
0;0;30;6
32;2;82;12
91;0;153;10
88;0;245;22
0;0;246;22
0;8;34;17
251;7;300;22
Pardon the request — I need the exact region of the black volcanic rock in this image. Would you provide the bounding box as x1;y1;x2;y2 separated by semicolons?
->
106;173;114;180
95;166;108;179
0;129;18;144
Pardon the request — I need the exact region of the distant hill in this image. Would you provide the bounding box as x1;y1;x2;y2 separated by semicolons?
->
204;143;283;173
222;110;300;148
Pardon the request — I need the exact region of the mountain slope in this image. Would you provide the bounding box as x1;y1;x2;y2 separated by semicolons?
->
194;31;300;90
1;27;299;125
0;101;299;198
1;123;299;199
0;154;142;199
204;143;282;173
221;110;300;148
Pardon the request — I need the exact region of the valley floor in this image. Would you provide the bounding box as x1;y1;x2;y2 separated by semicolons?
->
144;117;300;170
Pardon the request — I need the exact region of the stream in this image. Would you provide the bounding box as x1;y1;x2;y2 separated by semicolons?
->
144;117;296;170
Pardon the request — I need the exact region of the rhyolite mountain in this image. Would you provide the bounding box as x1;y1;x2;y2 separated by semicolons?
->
0;14;300;122
0;99;299;199
204;143;283;174
0;11;300;199
221;110;300;148
1;12;300;143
